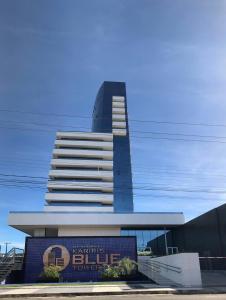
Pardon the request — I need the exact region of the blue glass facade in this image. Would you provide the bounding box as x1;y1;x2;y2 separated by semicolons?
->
92;82;133;212
121;229;167;253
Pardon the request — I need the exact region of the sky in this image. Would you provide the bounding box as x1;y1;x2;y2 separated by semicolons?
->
0;0;226;251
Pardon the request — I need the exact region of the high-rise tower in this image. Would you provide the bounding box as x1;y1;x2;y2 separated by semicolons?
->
92;82;133;212
43;81;133;214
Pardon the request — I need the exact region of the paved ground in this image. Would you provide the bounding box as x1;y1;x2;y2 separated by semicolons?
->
1;295;226;300
1;283;226;298
0;283;164;296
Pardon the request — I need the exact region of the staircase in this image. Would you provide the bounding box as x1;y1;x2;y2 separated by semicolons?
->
138;256;182;287
0;248;24;283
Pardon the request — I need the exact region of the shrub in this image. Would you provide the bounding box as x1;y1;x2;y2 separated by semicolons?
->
137;250;152;256
118;257;137;277
101;265;121;280
138;247;152;256
39;265;61;283
101;257;137;281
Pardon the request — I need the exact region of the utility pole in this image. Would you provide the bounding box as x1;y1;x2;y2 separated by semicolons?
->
164;227;169;256
4;242;11;255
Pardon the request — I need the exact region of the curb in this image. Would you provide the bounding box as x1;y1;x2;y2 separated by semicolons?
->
1;288;226;298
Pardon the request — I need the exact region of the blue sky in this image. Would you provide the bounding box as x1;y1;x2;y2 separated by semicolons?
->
1;0;226;250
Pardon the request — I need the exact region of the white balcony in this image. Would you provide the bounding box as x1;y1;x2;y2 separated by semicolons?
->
55;140;113;150
45;193;113;205
49;169;113;181
56;131;113;141
112;107;125;115
112;121;126;129
112;96;125;102
51;159;113;170
112;101;125;108
44;205;114;212
47;180;113;192
112;114;126;121
53;148;113;160
113;129;127;136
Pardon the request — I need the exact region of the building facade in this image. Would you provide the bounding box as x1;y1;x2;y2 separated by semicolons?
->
147;203;226;269
45;131;114;214
7;81;185;283
8;81;184;238
92;82;133;212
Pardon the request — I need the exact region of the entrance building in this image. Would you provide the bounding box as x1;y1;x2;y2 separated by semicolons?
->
8;82;184;282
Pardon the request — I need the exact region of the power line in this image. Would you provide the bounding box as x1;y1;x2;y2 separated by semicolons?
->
2;118;226;140
2;123;226;144
0;182;225;205
131;119;226;128
0;183;45;189
0;109;91;120
0;177;222;190
2;156;226;179
1;178;226;192
1;116;226;144
131;135;226;144
1;108;226;128
0;171;223;184
1;154;225;181
0;119;90;130
1;173;226;194
0;173;47;179
133;130;226;140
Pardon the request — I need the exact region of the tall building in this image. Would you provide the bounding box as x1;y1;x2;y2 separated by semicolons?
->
8;81;184;238
92;82;133;212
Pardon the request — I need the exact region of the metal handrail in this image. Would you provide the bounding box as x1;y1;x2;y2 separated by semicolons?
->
141;261;161;273
139;258;181;274
0;248;24;281
151;260;181;273
0;248;24;264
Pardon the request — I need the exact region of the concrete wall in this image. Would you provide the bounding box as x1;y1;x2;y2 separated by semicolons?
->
143;253;202;287
33;228;45;237
58;226;121;236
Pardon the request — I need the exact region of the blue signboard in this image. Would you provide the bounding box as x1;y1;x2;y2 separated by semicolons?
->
24;236;137;283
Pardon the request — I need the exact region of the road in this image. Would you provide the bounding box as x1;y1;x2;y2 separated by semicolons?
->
1;295;226;300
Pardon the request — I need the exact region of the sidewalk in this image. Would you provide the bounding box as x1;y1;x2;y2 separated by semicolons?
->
0;282;226;297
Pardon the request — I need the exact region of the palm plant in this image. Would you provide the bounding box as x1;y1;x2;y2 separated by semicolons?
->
118;257;137;277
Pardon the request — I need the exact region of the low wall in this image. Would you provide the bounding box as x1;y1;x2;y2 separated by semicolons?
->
24;236;137;283
138;253;202;287
152;253;202;287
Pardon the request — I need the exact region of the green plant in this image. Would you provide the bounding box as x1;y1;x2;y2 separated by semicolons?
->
39;265;61;283
101;257;137;281
118;257;137;277
137;250;152;256
101;265;121;280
